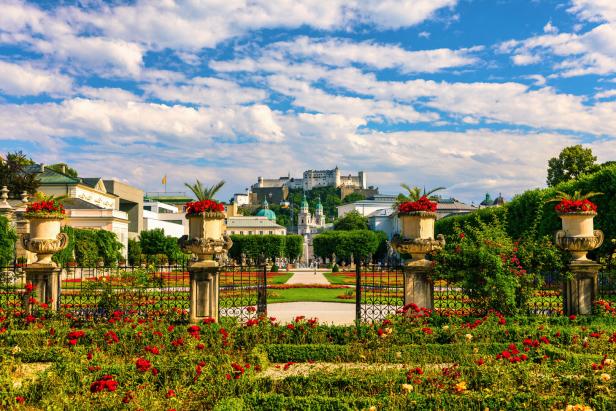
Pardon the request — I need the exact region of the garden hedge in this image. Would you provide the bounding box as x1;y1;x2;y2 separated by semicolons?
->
52;227;123;267
229;234;304;262
0;215;16;266
313;230;388;262
436;164;616;256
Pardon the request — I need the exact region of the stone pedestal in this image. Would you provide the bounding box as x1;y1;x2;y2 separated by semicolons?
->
23;265;61;312
563;262;599;315
403;265;434;310
189;267;219;323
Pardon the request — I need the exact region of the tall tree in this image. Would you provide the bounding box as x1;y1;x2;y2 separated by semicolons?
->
547;145;598;187
47;163;79;177
333;210;369;231
0;151;39;198
184;179;225;200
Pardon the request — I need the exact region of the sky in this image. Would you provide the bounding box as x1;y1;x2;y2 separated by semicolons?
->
1;0;616;204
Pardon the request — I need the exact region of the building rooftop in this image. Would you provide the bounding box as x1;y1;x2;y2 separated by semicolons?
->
226;216;285;229
24;164;81;185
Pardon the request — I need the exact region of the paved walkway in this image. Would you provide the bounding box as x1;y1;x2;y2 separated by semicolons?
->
267;302;356;325
285;270;331;285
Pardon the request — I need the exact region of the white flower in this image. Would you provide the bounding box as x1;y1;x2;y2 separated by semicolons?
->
600;373;611;383
465;333;473;341
11;345;21;354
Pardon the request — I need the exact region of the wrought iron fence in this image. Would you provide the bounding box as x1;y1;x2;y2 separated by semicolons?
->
59;263;190;320
0;263;26;312
599;270;616;304
433;279;488;317
218;265;267;321
356;264;405;323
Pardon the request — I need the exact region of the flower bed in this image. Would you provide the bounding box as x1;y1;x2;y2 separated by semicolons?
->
2;303;616;409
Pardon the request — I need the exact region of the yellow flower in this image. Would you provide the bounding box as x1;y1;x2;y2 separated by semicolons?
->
368;407;377;411
600;373;610;383
473;347;479;354
604;358;614;367
401;383;413;394
566;405;593;411
385;327;393;335
454;381;467;393
465;333;473;342
442;325;449;331
395;351;402;359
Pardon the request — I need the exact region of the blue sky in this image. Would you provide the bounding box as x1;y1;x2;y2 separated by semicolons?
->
1;0;616;204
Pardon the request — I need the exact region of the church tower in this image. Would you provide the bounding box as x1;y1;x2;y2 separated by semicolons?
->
297;194;312;235
314;196;324;227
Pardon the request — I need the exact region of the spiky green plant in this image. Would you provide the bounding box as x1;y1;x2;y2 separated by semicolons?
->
396;184;446;205
184;179;225;201
546;190;603;203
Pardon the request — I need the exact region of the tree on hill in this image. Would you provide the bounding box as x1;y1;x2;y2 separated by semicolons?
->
333;210;369;231
547;145;598;187
0;151;39;198
47;163;79;177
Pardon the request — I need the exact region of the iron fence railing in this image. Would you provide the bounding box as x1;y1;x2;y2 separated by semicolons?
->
218;265;267;321
357;264;405;323
59;264;190;320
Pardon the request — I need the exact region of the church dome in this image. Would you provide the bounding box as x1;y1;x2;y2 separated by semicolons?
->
256;199;276;221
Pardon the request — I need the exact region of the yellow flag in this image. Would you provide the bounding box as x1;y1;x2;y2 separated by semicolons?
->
162;175;167;185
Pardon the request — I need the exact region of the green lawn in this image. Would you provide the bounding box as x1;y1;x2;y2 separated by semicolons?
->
268;272;294;284
268;287;354;303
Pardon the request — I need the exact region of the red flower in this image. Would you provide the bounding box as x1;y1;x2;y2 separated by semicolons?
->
421;327;433;335
90;375;118;393
24;283;34;294
15;396;25;404
569;315;577;321
136;358;152;372
185;200;225;215
555;199;597;214
398;196;437;214
104;330;119;344
166;390;176;398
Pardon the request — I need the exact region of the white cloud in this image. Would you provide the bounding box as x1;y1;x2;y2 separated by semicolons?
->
270;37;479;73
142;77;267;106
569;0;616;23
0;60;72;96
512;53;540;65
544;21;558;34
357;0;457;29
594;89;616;99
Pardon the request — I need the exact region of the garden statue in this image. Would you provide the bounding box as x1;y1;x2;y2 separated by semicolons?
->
179;192;231;323
550;191;604;315
391;192;445;311
21;194;69;311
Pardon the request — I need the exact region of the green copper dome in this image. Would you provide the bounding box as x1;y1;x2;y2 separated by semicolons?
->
300;194;309;209
316;196;323;211
257;199;276;221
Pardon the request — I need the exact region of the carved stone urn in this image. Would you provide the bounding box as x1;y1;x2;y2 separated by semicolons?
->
392;211;445;266
555;212;604;264
22;216;68;266
180;211;232;267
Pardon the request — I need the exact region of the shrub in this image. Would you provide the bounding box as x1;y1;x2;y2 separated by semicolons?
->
436;164;616;258
127;238;142;266
284;235;304;261
434;217;567;314
0;215;16;266
332;264;339;273
52;226;75;266
313;230;381;262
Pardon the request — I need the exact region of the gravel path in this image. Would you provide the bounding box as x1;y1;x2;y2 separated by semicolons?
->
285;270;331;285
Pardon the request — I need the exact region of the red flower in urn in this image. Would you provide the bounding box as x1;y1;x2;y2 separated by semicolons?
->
398;196;437;214
25;199;65;217
185;200;225;215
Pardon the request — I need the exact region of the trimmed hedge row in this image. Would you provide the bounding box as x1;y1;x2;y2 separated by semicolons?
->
255;342;604;365
436;164;616;256
215;392;615;411
228;234;304;262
